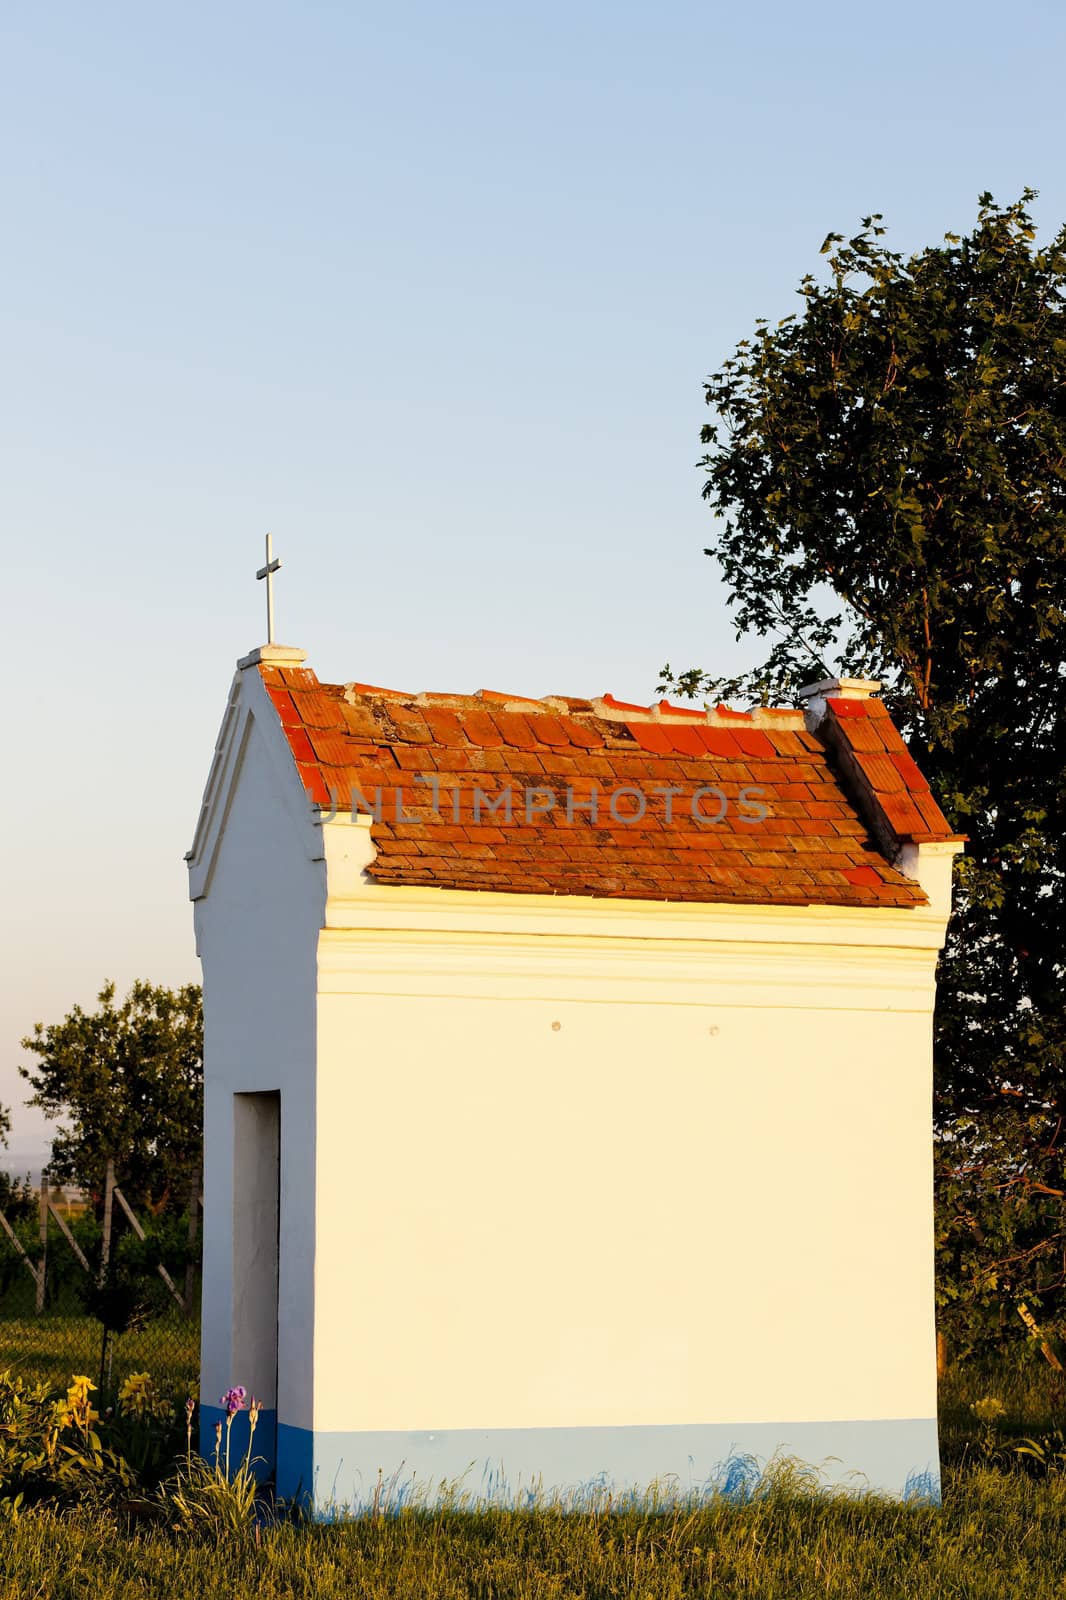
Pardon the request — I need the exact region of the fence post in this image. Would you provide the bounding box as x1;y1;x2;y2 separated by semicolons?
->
35;1176;48;1314
99;1159;115;1285
184;1166;201;1314
0;1211;44;1298
97;1159;116;1394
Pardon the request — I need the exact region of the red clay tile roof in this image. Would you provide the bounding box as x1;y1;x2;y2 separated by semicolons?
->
258;664;960;909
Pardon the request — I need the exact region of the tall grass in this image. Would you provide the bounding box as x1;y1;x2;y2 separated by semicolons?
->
0;1465;1063;1599
0;1350;1060;1597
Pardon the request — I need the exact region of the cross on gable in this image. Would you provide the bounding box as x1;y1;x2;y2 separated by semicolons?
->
256;534;282;644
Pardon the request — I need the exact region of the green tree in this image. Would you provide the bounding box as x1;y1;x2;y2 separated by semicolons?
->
0;1102;35;1229
663;191;1066;1359
20;981;203;1214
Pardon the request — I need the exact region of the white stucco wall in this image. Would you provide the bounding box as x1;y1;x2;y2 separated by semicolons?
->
312;876;943;1441
190;667;326;1436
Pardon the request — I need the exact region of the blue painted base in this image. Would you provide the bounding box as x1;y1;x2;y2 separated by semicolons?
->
200;1405;278;1482
271;1417;940;1514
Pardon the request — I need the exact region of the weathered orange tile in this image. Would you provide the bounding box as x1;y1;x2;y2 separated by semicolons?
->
339;703;382;741
879;792;929;837
890;750;931;791
665;724;709;758
914;790;951;831
625;721;672;755
766;729;807;755
421;707;465;744
290;690;346;729
532;714;572;747
266;687;301;726
458;711;505;748
733;728;775;759
564;720;605;750
839;717;888;753
826;698;867;718
855;754;907;793
492;711;539;748
258;664;947;908
286;727;316;765
296;764;331;805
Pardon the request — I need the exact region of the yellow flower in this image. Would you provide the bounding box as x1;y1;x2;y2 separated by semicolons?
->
117;1370;174;1422
65;1375;99;1429
117;1372;150;1414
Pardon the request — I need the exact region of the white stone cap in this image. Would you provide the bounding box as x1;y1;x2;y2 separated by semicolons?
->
799;676;882;730
237;644;308;670
798;676;882;700
896;838;965;920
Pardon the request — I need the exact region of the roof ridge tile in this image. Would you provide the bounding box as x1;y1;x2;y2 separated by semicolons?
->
344;682;414;702
475;689;549;709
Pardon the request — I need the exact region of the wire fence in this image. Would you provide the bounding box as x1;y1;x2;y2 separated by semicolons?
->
0;1163;201;1404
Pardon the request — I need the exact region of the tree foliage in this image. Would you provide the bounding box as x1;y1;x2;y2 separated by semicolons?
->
663;192;1066;1356
20;981;203;1213
0;1103;35;1233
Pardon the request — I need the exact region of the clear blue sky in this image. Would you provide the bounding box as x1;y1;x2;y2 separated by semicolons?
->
3;0;1063;1165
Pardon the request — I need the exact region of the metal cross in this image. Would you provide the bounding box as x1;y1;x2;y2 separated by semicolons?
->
256;533;282;644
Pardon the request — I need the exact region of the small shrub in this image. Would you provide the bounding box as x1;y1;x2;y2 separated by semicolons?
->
0;1369;132;1515
76;1266;152;1336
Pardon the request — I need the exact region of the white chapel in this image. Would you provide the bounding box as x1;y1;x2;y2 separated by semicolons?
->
187;631;961;1511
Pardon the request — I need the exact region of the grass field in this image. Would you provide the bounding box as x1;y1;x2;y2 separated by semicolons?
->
0;1463;1063;1599
0;1312;199;1397
0;1324;1062;1598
